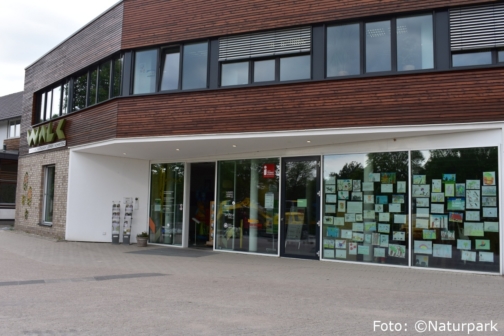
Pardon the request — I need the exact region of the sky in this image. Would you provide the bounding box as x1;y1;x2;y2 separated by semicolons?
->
0;0;120;97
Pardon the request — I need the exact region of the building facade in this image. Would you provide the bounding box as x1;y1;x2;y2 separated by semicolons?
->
17;0;504;274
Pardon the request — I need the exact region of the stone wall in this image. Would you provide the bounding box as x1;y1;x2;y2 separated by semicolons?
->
15;149;69;239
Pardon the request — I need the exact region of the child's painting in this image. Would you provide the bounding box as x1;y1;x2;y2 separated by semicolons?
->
364;195;374;204
346;201;363;214
440;230;455;240
326;194;337;203
338;191;350;200
464;222;484;236
483;207;498;218
341;229;353;239
461;251;476;262
412;185;430;197
449;212;463;223
353;180;361;191
352;222;364;232
364;210;375;219
392;195;404;204
416;218;429;229
482;172;495;186
372;233;380;245
413;175;426;185
362;182;374;192
479;252;494;262
364;234;372;244
414;240;432;254
481;186;497;196
323;239;335;248
325;204;336;214
416;208;429;218
455;183;465;197
336;249;347;259
364;222;376;232
475;239;490;250
484;221;498;232
433;244;452;258
432;179;442;193
392;231;405;241
351;192;363;201
465;211;480;221
414;255;429;267
423;230;436;240
394;214;407;224
381;172;396;184
430;214;448;229
379;234;389;247
334;217;345;226
324;249;335;259
375;195;388;204
344;213;356;222
389;204;401;213
466;190;480;209
442;174;456;184
358;245;370;255
482;197;497;207
326;227;339;238
466;180;480;190
381;184;393;193
337;200;346;213
337;179;352;191
431;193;445;203
352;232;364;242
457;239;471;250
355;213;363;222
375;204;384;213
335;239;347;249
430;204;444;214
325;185;336;193
348;242;358;255
388;244;406;258
374;247;386;258
323;216;334;225
378;212;390;222
378;223;390;233
397;181;406;193
444;183;454;197
369;173;381;182
447;197;465;211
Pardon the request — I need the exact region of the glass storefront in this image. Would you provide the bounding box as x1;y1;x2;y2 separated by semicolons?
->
322;152;409;265
411;147;499;273
322;147;500;273
216;159;279;254
149;163;185;245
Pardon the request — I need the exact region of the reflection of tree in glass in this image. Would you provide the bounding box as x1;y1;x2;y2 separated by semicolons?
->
285;161;317;197
417;148;497;181
331;161;363;180
72;74;87;111
367;151;423;181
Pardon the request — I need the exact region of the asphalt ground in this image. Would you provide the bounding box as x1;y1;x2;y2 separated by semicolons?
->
0;229;503;336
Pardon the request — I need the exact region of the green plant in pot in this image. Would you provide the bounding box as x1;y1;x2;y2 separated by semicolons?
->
136;231;149;247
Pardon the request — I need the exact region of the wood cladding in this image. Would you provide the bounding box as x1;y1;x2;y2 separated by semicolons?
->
20;3;123;157
122;0;497;49
116;68;504;138
3;138;20;151
19;100;118;156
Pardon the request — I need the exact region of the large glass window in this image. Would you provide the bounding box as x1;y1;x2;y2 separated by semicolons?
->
221;62;249;86
216;159;279;255
149;163;185;245
280;55;311;81
411;147;499;273
50;86;61;119
133;49;158;94
452;51;492;67
97;61;111;103
160;48;180;91
327;24;361;77
73;74;88;111
253;60;275;82
499;50;504;62
322;152;409;266
182;42;208;90
366;21;391;73
43;165;55;223
397;15;434;71
112;55;123;97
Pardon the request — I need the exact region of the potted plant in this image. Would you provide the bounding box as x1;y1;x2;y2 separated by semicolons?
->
136;232;149;247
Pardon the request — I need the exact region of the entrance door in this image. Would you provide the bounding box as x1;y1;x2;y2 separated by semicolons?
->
280;156;320;259
188;162;215;247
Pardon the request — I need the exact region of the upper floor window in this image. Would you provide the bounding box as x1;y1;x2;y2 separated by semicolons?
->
133;42;209;94
219;27;312;86
450;3;504;67
8;119;20;138
327;14;434;77
38;81;69;123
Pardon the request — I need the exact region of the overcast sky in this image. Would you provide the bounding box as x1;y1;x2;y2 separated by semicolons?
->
0;0;120;97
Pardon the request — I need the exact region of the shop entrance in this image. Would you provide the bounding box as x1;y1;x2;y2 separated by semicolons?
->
188;162;215;248
280;156;321;259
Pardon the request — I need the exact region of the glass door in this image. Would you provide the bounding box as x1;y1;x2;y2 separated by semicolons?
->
281;156;320;259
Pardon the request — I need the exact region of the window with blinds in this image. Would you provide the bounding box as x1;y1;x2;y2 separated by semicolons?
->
450;3;504;51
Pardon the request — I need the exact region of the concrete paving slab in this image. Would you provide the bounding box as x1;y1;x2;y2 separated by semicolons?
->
0;230;503;335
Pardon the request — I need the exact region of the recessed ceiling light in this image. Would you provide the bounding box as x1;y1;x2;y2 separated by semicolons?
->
232;145;237;147
306;140;311;143
176;149;180;151
123;153;126;155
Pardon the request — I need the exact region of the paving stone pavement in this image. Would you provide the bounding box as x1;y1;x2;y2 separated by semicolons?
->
0;230;503;336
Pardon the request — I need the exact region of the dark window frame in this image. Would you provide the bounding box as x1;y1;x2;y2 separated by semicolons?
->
158;45;182;92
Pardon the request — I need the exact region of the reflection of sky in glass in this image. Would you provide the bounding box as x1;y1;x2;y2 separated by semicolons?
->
366;21;391;72
397;15;433;71
182;42;208;89
254;60;275;82
324;153;368;179
222;62;249;86
327;24;360;77
160;52;180;91
452;52;491;67
280;55;310;81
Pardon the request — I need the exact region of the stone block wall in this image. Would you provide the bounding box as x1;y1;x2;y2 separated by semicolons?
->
15;149;69;239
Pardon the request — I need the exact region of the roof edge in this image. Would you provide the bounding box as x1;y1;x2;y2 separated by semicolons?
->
25;1;123;70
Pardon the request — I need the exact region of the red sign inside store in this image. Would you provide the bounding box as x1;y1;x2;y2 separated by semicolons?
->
263;164;276;179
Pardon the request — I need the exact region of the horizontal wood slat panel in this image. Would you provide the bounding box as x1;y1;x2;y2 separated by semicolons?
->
115;68;504;138
122;0;497;49
19;100;118;156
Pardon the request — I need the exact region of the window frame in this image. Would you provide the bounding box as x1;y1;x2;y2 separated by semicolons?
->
41;165;56;226
7;119;20;138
